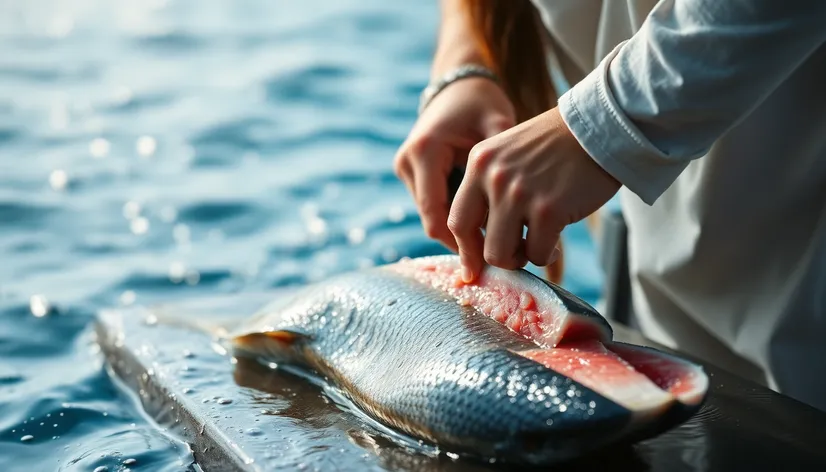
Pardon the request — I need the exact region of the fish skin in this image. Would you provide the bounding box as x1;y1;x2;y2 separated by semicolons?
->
231;259;637;464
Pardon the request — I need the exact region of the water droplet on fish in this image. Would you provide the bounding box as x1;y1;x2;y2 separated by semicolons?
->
123;458;137;466
246;428;263;436
93;466;108;472
217;398;232;405
20;435;33;442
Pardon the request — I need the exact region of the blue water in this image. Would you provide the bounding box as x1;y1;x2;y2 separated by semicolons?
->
0;1;603;470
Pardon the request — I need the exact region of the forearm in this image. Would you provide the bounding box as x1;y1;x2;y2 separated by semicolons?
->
431;0;486;79
558;0;826;205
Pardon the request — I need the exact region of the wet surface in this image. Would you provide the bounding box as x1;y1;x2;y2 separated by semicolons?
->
96;293;826;471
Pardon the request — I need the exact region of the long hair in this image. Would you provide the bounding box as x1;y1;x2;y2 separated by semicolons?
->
461;0;557;124
461;0;564;282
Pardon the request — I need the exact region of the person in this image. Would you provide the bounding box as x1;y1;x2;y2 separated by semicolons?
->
393;0;826;412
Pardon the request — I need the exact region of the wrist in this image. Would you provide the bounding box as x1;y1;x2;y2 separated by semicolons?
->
419;65;499;115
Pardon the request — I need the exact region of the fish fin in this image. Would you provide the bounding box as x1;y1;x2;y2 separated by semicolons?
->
233;328;311;346
262;329;311;344
232;328;310;361
132;290;303;339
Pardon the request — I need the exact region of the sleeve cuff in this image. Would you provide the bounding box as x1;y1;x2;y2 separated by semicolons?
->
557;42;689;206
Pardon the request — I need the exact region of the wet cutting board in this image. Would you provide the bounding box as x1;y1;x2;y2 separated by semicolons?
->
94;291;826;471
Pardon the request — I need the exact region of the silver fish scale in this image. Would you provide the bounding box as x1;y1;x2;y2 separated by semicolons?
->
238;267;631;462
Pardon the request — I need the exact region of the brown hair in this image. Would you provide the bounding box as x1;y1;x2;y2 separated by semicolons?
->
461;0;557;124
461;0;564;282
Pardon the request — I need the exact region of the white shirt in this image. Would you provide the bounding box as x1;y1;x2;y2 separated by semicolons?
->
529;0;826;410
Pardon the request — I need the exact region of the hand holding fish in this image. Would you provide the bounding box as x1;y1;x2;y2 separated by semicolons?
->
394;77;515;252
448;107;621;282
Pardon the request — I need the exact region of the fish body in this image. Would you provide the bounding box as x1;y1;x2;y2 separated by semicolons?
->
232;255;708;464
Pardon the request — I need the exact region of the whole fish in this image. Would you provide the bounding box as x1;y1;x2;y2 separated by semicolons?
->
231;255;708;464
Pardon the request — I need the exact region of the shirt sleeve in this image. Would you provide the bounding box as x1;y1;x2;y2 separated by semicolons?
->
557;0;826;205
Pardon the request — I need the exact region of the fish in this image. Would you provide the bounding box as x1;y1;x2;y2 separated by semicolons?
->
229;255;709;465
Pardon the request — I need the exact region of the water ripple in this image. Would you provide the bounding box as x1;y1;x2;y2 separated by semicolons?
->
131;31;208;52
264;64;354;106
0;202;58;229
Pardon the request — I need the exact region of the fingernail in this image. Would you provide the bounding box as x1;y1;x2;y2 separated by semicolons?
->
548;248;561;265
461;266;473;283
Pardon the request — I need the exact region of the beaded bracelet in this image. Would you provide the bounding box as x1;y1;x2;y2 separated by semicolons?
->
418;64;499;115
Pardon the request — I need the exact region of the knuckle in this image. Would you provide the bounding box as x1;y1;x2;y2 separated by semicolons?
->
484;249;512;268
408;135;432;157
532;199;554;220
392;155;407;176
468;144;494;169
490;115;515;131
488;165;509;186
507;179;525;202
447;214;465;235
487;165;509;196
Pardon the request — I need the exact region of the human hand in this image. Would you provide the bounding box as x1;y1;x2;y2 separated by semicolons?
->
394;77;516;252
448;107;620;282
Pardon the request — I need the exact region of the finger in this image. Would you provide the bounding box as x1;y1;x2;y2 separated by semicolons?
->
394;153;416;197
483;201;527;270
525;213;559;267
411;145;456;251
448;182;487;283
542;240;564;284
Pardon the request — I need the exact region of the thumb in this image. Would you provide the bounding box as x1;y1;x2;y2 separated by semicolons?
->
481;113;515;139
